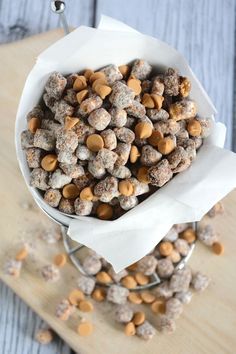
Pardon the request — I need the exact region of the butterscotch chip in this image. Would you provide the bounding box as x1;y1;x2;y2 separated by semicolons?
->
92;78;107;91
86;134;104;152
54;253;67;267
128;292;143;304
62;184;80;199
80;187;94;201
151;299;166;314
73;75;87;91
147;130;164;147
127;78;142;95
181;228;196;244
96;203;113;220
132;311;145;326
121;275;137;289
134;272;149;285
140;291;156;304
135;122;153;139
141;93;155;108
137;166;149;184
92;288;106;302
124;322;136;336
95;84;112;99
77;321;93;336
15;246;28;261
130;145;140;163
68;289;85;305
79;300;94;312
126;262;137;271
118;65;130;77
187;119;202;137
212;241;224;255
157;137;175;155
96;271;112;284
151;94;164;110
118;180;134;196
159;241;174;256
64;116;80;130
76;89;89;104
28;117;40;133
90;71;106;83
41;154;58;172
84;69;94;80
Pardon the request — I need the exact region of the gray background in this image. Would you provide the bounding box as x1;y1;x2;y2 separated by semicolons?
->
0;0;235;353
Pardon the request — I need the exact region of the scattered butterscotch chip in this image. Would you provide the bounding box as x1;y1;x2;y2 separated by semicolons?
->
68;289;85;305
28;117;40;134
90;71;106;83
35;328;53;344
157;137;175;155
135;122;153;139
142;93;155;108
95;84;112;99
118;64;130;77
92;78;107;91
140;291;156;304
64;116;80;130
54;253;67;267
159;241;174;256
151;94;164;110
121;275;137;289
96;203;113;220
137;166;149;184
80;187;94;201
73;75;87;91
151;299;166;314
41;154;58;172
130;145;140;163
79;299;94;312
84;69;94;80
76;90;89;104
92;288;106;302
15;246;28;261
187;119;202;137
124;322;136;336
128;292;143;304
86;134;104;152
134;272;149;286
77;321;94;336
181;228;196;244
147;130;164;147
62;184;80;199
127;78;142;95
118;180;134;197
132;311;146;326
96;271;112;284
212;241;224;255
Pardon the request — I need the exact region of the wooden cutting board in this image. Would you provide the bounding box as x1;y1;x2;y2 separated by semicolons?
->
0;30;236;354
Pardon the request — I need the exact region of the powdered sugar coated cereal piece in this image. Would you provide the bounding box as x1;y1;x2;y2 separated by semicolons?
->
148;159;173;187
44;189;62;207
30;168;49;190
4;259;22;277
79;95;103;116
126;100;146;119
141;145;162;166
59;163;84;178
147;108;169;121
25;148;41;168
76;145;96;161
108;165;131;179
131;59;152;80
21;130;34;149
101;129;117;150
88;159;106;179
119;195;138;211
56;129;78;152
96;148;118;169
114;304;134;323
164;68;179;96
137;255;158;276
136;321;155;340
57;150;77;165
109;81;135;109
77;275;96;295
45;72;67;99
94;176;119;202
197;224;218;246
34;129;56;151
59;198;75;214
114;127;135;144
156;258;174;278
101;64;123;85
41;264;60;282
114;143;131;166
74;198;93;216
54;100;74;124
165;298;183;319
26;105;44;121
55;299;75;320
174;290;193;304
191;272;210;292
88;108;111;131
108;267;128;283
107;285;129;304
163;227;178;242
109;107;127;127
169;266;192;292
174;239;190;256
82;255;102;275
48;169;72;189
156;315;176;334
153;281;173;299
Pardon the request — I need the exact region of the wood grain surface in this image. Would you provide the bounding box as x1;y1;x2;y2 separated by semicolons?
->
0;1;236;353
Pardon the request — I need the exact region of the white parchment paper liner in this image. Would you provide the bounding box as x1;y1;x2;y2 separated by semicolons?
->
15;16;236;272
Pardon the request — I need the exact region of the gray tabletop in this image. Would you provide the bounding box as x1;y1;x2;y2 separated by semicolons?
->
0;0;235;353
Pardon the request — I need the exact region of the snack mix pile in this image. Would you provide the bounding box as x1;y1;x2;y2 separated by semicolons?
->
4;202;224;342
21;60;212;220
